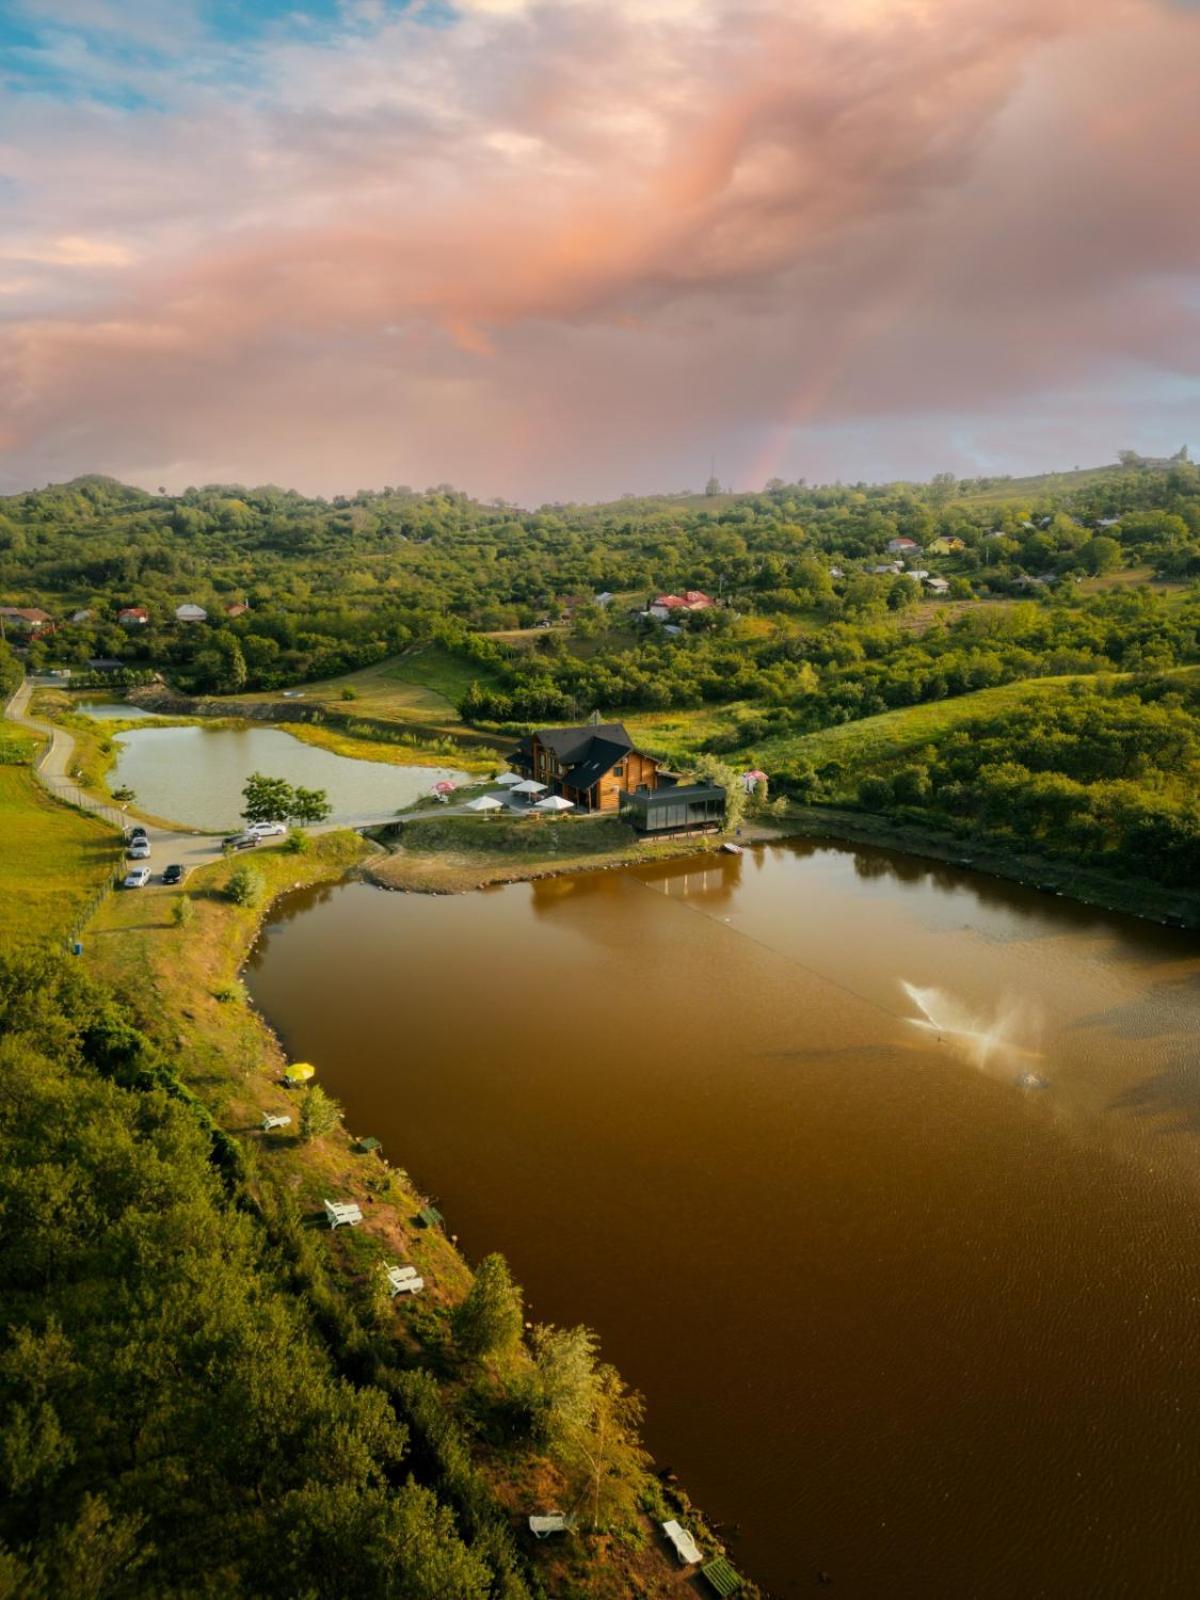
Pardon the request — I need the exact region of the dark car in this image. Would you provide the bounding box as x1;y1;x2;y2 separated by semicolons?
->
161;863;186;886
223;833;259;851
129;824;148;840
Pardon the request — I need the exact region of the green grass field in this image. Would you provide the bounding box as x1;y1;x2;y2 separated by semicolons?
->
0;755;121;951
233;645;498;731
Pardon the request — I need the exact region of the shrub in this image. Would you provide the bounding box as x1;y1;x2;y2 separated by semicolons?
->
283;830;311;855
172;895;194;927
299;1083;342;1142
452;1254;524;1360
226;865;266;906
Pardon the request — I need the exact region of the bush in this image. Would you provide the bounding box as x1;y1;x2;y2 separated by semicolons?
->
172;895;194;927
452;1254;524;1360
226;865;266;906
283;830;311;855
299;1083;342;1142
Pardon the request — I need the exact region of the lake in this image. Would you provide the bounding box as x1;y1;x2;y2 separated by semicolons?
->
110;723;467;830
245;839;1200;1598
77;700;172;721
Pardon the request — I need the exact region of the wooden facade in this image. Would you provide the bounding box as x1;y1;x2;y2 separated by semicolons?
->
519;724;667;814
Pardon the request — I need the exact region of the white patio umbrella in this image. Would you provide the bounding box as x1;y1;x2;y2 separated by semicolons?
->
465;794;505;812
494;771;524;786
533;795;574;813
510;779;547;796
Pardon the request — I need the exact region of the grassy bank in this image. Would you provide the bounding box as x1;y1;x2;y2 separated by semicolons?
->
78;829;735;1596
0;760;120;951
369;811;776;893
782;803;1200;928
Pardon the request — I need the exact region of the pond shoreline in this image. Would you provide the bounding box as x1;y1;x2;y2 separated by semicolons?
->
784;803;1200;929
362;818;790;894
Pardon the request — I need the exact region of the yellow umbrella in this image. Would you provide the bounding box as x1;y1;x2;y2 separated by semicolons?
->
284;1062;315;1085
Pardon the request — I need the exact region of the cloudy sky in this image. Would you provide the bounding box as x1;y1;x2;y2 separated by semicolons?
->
1;0;1198;502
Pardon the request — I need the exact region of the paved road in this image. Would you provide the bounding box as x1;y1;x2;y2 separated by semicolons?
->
5;678;461;883
6;678;233;878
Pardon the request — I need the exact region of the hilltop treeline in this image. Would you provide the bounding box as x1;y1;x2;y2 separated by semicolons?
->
1;459;1199;698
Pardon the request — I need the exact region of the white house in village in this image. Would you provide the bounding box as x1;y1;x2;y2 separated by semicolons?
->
175;603;208;624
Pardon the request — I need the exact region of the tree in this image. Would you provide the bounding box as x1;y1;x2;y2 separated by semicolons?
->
1082;535;1121;575
241;773;293;827
240;773;330;830
526;1325;647;1532
928;472;957;509
226;865;265;906
299;1084;342;1142
452;1254;524;1360
693;753;747;832
291;786;331;827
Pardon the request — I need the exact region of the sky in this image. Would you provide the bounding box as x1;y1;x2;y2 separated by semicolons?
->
0;0;1198;504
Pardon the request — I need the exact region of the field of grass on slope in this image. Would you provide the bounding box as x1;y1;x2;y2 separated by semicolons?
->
0;736;121;950
753;677;1090;800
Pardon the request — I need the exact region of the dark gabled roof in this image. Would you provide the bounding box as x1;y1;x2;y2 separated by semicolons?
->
534;722;633;765
563;737;636;794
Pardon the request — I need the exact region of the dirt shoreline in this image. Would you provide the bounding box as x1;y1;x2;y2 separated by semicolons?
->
363;820;789;894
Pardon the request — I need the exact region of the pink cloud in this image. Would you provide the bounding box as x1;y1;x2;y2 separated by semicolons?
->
1;0;1198;499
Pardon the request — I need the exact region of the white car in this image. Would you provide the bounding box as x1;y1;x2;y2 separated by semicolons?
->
248;821;287;838
127;840;151;860
123;866;152;888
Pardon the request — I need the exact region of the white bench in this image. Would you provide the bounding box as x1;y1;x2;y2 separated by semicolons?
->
386;1265;422;1296
529;1514;571;1538
324;1199;363;1229
390;1274;425;1297
261;1112;292;1131
662;1519;703;1565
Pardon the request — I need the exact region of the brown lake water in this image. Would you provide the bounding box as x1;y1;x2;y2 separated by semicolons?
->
245;840;1200;1598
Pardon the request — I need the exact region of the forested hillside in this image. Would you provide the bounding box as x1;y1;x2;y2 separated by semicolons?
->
4;457;1200;907
2;457;1198;700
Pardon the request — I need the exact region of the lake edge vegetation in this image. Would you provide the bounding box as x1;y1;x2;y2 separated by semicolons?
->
0;723;746;1599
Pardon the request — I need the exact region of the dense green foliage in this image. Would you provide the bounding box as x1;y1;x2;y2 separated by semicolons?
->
0;954;498;1600
852;677;1200;885
452;1255;524;1360
3;460;1199;702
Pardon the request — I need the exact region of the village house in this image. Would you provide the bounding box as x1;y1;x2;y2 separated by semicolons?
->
0;606;53;636
118;606;150;627
225;601;250;618
928;536;965;555
648;589;715;621
175;603;208;623
71;609;93;624
510;719;726;833
511;721;665;813
886;537;920;555
925;576;951;595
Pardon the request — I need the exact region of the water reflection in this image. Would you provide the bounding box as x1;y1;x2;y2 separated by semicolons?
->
111;723;467;830
246;837;1200;1599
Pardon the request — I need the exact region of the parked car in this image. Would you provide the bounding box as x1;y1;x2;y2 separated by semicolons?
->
161;863;186;886
127;840;151;860
248;821;286;838
123;866;151;889
223;833;260;851
129;824;148;840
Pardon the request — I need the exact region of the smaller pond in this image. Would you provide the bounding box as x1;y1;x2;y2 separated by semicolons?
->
76;701;172;722
110;723;467;830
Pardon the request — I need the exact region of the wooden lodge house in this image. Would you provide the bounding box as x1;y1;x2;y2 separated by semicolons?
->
510;721;725;834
